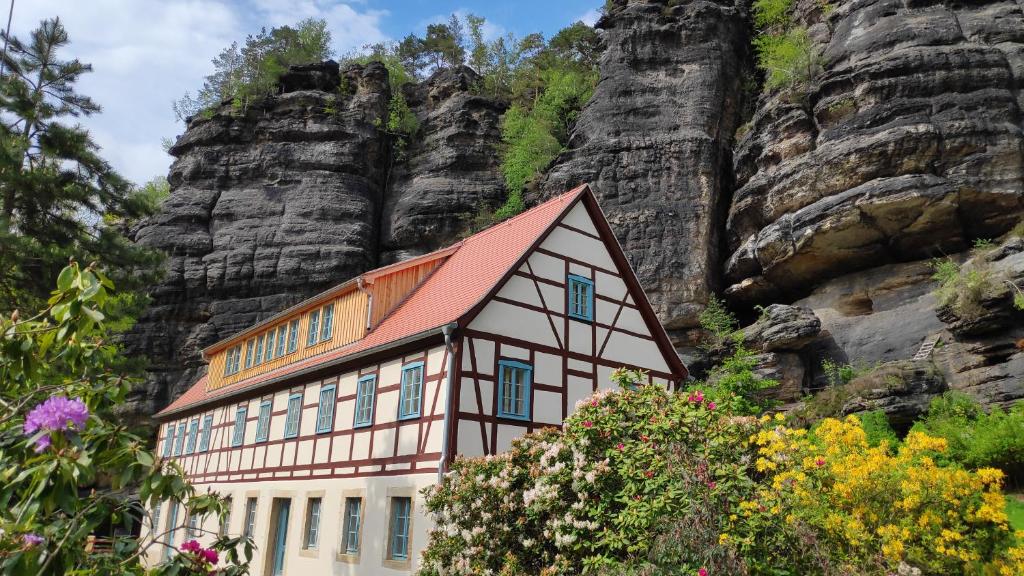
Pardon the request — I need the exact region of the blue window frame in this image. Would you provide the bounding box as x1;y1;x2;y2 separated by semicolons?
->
231;406;247;447
316;384;337;433
497;360;532;420
398;362;424;420
342;497;362;554
353;375;376;428
163;502;179;561
284;393;302;438
199;414;213;452
255;333;265;364
184;418;200;454
245;338;255;369
275;326;287;357
162;425;174;457
286;319;299;354
264;330;275;362
306;309;320;347
567;274;594;321
388;497;411;560
255;400;272;442
319;304;334;342
173;422;186;456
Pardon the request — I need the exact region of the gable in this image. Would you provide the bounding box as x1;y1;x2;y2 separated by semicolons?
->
467;198;679;378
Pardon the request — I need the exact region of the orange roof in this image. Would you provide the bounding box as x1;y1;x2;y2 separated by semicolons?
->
158;185;590;417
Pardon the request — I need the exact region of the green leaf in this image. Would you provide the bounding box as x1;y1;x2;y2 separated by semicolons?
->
57;265;77;292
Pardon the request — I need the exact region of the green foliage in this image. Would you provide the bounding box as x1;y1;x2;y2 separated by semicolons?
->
857;409;899;448
1007;496;1024;531
931;258;1006;321
699;296;739;352
173;18;334;121
754;27;820;91
0;263;253;574
699;345;778;415
343;48;420;158
821;358;860;387
752;0;795;28
1011;221;1024;239
0;17;162;316
973;238;995;251
911;393;1024;485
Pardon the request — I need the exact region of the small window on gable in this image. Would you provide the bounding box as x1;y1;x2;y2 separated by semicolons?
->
255;333;265;365
316;384;336;433
287;319;299;353
275;326;286;357
341;497;362;554
284;392;302;438
497;360;532;420
387;496;412;560
231;406;247;447
162;424;174;457
354;375;376;428
306;309;321;347
245;338;255;369
184;418;200;454
255;400;272;442
398;362;424;420
319;303;334;342
303;497;322;550
173;422;186;456
567;274;594;321
199;414;213;452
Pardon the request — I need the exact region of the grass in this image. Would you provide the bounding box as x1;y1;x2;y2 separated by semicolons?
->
1007;494;1024;531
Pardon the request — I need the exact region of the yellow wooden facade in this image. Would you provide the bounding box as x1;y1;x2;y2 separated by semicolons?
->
204;253;449;392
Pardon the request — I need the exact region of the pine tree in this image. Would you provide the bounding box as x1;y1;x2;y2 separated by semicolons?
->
0;17;160;313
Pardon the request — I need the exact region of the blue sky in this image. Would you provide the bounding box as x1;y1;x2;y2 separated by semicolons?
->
11;0;601;185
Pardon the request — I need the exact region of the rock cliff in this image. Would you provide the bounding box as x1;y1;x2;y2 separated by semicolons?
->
130;0;1024;422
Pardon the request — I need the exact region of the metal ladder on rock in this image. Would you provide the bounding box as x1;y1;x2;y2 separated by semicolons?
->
912;335;941;361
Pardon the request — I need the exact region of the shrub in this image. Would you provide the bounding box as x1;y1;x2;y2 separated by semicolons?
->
857;409;899;448
700;344;778;415
911;393;1024;486
931;258;1007;320
699;296;739;352
821;359;861;387
736;416;1024;575
754;27;821;91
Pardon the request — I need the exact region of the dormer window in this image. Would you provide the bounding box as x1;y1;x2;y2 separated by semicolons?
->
306;303;335;347
223;345;242;376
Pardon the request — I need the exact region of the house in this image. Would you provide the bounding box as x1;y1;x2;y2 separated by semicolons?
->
144;184;687;575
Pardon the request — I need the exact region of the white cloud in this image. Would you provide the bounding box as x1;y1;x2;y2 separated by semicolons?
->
578;8;601;26
11;0;387;184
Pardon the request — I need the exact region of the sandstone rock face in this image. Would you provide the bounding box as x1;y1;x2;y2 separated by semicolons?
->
536;0;751;330
742;304;822;352
726;0;1024;303
127;62;507;420
841;360;948;430
380;66;507;263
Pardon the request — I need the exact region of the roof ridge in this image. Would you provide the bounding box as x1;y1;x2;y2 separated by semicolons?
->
460;185;587;245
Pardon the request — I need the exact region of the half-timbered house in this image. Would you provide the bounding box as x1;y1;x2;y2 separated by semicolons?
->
145;184;687;575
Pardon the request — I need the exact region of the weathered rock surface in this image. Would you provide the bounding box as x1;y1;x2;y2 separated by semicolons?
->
751;352;806;403
726;0;1024;303
742;304;822;352
535;0;751;330
841;360;947;430
380;66;507;262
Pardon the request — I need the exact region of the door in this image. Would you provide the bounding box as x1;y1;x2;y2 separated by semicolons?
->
270;499;290;576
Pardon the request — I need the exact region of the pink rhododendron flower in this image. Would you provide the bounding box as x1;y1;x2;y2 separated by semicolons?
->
707;401;716;411
698;568;708;576
688;390;704;403
616;443;624;450
583;421;593;428
22;534;43;547
707;481;716;489
201;548;219;564
181;539;201;553
23;396;88;451
816;457;826;467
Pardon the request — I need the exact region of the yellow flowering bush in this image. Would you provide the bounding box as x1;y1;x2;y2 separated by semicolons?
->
732;415;1024;575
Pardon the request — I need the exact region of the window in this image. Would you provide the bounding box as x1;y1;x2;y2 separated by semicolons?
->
303;497;322;549
306;309;320;347
255;400;272;442
316;384;336;434
255;334;265;364
387;497;412;560
185;418;200;454
497;360;532;420
319;303;334;342
243;498;257;538
245;338;255;369
152;501;163;533
567;274;594;321
231;406;247;447
275;326;286;357
264;330;275;362
284;393;302;438
353;375;376;428
186;512;199;538
173;422;186;456
163;502;179;561
287;319;299;354
341;497;362;554
219;499;232;537
224;345;242;375
398;362;424;420
199;414;213;452
162;425;174;457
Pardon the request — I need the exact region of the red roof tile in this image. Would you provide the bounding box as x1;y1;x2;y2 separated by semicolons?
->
158;185;589;417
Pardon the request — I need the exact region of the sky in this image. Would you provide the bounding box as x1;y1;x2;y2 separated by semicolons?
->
10;0;602;185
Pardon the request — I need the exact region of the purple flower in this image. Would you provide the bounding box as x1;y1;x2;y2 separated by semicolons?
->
181;539;201;553
201;548;219;564
22;533;43;547
23;396;88;451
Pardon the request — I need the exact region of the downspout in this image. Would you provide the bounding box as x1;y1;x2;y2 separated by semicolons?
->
437;322;458;483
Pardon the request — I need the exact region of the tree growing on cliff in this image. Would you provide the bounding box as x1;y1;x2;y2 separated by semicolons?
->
0;17;161;315
173;18;334;121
